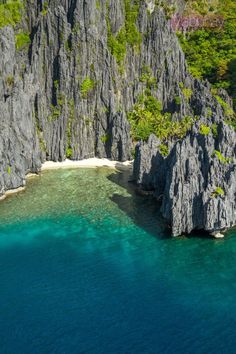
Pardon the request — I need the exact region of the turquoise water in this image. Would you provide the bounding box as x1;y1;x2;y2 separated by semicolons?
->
0;168;235;354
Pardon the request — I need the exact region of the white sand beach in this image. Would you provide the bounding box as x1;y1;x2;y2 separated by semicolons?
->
41;158;133;171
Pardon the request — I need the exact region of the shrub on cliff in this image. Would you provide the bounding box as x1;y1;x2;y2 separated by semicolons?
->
128;94;193;142
0;0;23;29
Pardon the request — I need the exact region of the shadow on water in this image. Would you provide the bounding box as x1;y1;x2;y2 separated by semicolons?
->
107;166;171;240
108;165;226;242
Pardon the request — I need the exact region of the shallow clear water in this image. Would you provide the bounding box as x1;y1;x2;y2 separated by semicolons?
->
0;168;235;354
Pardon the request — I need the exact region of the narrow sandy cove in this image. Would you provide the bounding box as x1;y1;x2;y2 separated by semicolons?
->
41;158;133;171
0;158;133;201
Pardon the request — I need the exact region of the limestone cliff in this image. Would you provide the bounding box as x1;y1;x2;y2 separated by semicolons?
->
0;0;235;236
0;0;189;193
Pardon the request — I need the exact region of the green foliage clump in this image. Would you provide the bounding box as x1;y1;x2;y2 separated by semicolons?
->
107;26;126;65
65;39;72;55
7;166;11;175
140;65;157;89
177;0;236;107
80;77;95;98
48;94;65;121
159;144;169;157
178;83;193;101
214;95;234;117
183;0;218;16
213;150;233;164
207;107;213;118
212;187;225;198
225;116;236;131
182;87;193;101
211;123;218;137
96;1;101;11
199;124;211;135
0;0;23;29
57;93;65;106
175;96;181;105
66;147;73;158
48;105;61;121
15;32;30;50
54;80;59;90
106;0;142;66
212;94;236;129
128;94;194;142
41;1;48;16
157;1;176;19
101;134;110;143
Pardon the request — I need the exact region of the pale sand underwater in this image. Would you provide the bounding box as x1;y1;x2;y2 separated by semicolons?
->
0;158;133;201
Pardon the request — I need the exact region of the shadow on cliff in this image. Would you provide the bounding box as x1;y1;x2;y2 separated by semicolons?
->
108;165;216;241
107;166;171;240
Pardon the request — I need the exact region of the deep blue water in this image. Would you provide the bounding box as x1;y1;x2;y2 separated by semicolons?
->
0;168;235;354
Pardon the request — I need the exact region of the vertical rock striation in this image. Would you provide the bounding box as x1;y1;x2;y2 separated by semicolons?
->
0;0;191;195
134;120;236;236
0;0;235;236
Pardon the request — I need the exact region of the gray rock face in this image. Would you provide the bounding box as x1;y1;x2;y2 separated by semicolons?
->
0;0;187;194
0;0;235;236
0;26;42;194
134;119;236;236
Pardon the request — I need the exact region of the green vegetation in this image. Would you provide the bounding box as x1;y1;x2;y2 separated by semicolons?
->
96;1;101;11
213;150;233;164
226;116;236;131
54;80;59;90
212;187;225;198
182;87;193;101
0;0;23;29
128;93;194;143
15;32;30;50
175;96;181;105
159;144;169;157
178;83;193;101
206;107;213;118
101;134;110;143
49;105;61;121
7;166;11;175
177;0;236;107
65;39;72;55
80;77;95;98
157;1;176;19
66;147;73;158
140;66;157;89
212;123;218;137
214;95;234;117
41;1;48;16
106;0;142;67
182;0;218;16
199;124;211;135
57;93;65;107
48;93;65;121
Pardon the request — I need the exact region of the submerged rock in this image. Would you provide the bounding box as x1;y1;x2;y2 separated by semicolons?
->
211;232;225;239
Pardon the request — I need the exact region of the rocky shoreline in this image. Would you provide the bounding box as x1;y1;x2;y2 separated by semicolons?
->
0;0;235;237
